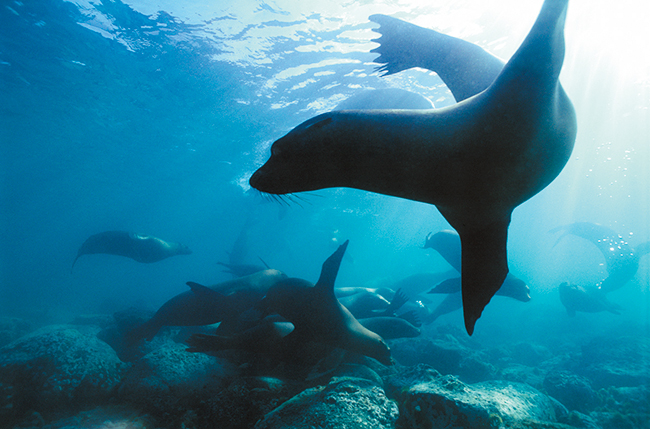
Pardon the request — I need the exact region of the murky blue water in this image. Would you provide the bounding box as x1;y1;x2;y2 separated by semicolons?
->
1;0;649;426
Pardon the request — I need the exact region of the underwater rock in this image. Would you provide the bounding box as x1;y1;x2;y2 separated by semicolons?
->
389;337;467;374
388;366;559;428
0;317;34;348
543;370;598;413
0;325;126;423
117;340;235;417
11;405;156;429
510;342;553;367
188;375;303;429
254;376;399;429
577;336;650;388
500;363;546;389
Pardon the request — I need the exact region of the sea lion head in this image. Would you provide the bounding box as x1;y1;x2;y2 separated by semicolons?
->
349;330;392;366
250;113;352;195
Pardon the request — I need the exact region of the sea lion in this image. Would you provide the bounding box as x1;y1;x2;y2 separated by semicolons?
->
424;292;462;324
358;316;421;340
260;241;392;365
125;269;287;344
424;230;531;302
337;288;409;319
216;258;271;278
250;0;576;334
72;230;191;272
558;282;623;317
551;222;650;293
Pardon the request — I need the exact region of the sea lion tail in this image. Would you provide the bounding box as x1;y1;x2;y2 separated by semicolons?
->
427;277;461;294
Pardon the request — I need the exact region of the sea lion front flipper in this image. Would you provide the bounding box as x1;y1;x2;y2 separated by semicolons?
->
369;14;504;102
459;220;509;335
314;240;349;295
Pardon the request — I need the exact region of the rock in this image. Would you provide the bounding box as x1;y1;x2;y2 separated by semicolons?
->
254;377;399;429
117;340;234;418
0;325;126;423
501;363;545;389
510;342;553;367
389;337;466;374
191;375;303;429
0;317;34;348
543;370;598;413
390;367;559;428
578;336;650;388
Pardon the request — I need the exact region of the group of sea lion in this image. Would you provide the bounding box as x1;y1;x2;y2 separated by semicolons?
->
74;0;643;358
250;0;577;335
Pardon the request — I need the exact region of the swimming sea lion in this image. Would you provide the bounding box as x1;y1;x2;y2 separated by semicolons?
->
250;0;576;334
337;288;409;319
358;316;421;340
424;230;531;302
72;230;191;272
551;222;650;293
558;282;623;317
260;241;392;365
125;269;287;344
217;258;271;278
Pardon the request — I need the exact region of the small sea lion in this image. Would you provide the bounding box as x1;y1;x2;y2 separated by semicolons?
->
558;282;623;317
72;231;191;272
260;241;392;365
424;230;531;302
551;222;650;293
216;257;271;278
125;269;287;344
338;288;409;319
358;316;421;340
250;0;576;334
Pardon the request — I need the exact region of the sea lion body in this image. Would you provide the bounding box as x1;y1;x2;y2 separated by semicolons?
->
558;282;622;317
424;230;531;302
551;222;650;293
125;269;287;343
358;317;421;340
261;241;392;365
72;231;191;271
250;0;576;334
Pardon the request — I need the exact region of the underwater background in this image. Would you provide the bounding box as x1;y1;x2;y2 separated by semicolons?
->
1;0;649;428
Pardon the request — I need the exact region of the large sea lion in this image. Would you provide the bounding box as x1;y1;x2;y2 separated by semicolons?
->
260;241;392;365
551;222;650;293
125;269;287;344
72;230;191;272
250;0;576;334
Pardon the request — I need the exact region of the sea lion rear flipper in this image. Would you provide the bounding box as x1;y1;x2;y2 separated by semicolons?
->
315;240;349;294
383;288;409;315
427;277;461;294
459;221;509;335
369;14;503;102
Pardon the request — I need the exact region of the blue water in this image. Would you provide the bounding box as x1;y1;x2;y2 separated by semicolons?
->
1;0;649;422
